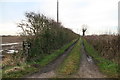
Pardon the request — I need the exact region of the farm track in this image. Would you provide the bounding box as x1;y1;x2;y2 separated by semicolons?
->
24;40;78;78
24;39;106;78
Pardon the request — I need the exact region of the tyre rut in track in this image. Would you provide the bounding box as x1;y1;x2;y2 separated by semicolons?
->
73;43;106;78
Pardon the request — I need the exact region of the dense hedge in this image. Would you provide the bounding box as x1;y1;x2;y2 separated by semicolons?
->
18;12;79;61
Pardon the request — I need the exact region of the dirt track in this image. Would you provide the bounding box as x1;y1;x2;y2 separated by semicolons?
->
24;40;106;78
24;41;76;78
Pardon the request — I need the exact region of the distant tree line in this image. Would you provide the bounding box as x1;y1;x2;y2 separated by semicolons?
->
18;12;79;61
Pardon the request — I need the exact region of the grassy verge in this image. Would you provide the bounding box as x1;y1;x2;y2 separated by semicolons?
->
38;39;78;67
2;39;77;78
83;38;119;78
57;39;81;76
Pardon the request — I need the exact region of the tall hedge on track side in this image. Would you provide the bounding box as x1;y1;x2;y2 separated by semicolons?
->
18;12;79;61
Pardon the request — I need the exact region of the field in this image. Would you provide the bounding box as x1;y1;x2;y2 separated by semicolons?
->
2;36;23;44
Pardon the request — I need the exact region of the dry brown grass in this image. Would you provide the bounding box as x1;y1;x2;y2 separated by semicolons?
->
84;35;119;64
2;53;25;68
4;66;24;74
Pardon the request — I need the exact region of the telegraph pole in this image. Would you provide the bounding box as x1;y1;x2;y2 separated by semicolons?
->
57;0;59;23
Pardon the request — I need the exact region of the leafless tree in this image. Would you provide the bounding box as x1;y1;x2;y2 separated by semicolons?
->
82;24;87;36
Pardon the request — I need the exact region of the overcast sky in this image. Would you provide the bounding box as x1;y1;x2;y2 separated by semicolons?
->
0;0;119;35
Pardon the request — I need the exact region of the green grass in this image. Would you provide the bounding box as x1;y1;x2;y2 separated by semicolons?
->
2;39;77;78
57;39;81;75
38;39;78;67
83;38;119;78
